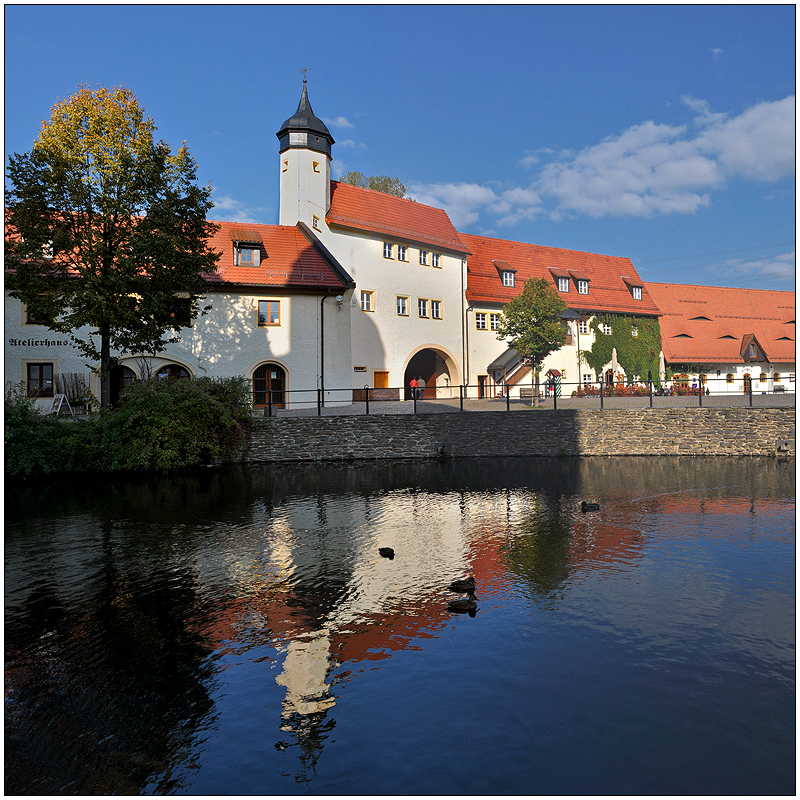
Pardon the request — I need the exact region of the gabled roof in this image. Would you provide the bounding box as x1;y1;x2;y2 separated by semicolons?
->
462;232;659;316
207;219;351;290
646;282;795;364
327;181;469;254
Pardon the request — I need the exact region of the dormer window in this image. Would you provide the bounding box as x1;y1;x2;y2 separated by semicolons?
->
231;228;263;266
622;276;643;300
577;280;589;295
502;271;515;287
558;277;569;293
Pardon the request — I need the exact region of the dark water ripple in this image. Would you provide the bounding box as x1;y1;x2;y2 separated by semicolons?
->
5;457;795;795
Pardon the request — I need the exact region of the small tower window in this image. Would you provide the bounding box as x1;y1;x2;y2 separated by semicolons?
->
312;161;320;173
312;216;320;230
282;160;289;173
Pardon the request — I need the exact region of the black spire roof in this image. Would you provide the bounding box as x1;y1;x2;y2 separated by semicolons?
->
276;80;334;155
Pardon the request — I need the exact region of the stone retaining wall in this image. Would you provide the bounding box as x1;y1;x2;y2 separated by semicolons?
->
244;408;795;462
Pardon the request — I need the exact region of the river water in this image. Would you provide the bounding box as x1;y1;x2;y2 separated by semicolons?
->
5;457;795;795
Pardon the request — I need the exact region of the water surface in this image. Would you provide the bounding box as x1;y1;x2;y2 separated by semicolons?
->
5;457;795;794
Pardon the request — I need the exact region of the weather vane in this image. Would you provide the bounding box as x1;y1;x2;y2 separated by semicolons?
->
300;64;311;83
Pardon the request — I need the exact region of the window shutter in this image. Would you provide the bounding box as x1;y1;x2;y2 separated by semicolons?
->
253;248;261;266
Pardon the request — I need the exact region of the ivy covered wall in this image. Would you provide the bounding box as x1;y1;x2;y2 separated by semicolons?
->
582;315;662;382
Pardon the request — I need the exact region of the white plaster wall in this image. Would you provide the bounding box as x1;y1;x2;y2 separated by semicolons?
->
466;303;595;395
315;226;467;391
279;149;331;230
5;288;353;410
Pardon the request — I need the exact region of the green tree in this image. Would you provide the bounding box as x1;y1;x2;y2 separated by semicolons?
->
498;278;568;404
5;85;220;407
338;171;409;198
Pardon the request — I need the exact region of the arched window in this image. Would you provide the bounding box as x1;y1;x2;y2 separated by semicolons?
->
156;364;190;379
726;373;734;383
253;363;285;408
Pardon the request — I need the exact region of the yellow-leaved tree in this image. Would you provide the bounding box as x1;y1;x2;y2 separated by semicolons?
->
6;85;220;407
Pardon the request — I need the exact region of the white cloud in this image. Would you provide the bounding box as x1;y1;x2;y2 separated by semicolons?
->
337;139;368;149
535;96;794;219
709;251;796;282
368;96;795;232
324;115;354;129
695;96;795;181
408;182;543;229
211;192;267;224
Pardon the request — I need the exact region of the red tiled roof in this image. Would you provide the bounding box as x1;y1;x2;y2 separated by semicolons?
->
462;232;660;316
327;181;469;254
207;220;348;289
646;282;795;364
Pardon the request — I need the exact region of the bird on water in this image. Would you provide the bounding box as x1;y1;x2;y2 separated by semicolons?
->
448;576;476;593
446;592;477;613
378;547;395;559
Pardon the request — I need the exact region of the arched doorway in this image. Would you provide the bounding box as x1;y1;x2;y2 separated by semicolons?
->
110;365;137;406
253;363;286;408
404;347;459;400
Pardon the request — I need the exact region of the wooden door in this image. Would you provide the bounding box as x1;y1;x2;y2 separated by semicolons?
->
374;370;389;389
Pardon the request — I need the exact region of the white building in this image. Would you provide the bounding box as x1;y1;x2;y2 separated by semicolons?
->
6;81;794;410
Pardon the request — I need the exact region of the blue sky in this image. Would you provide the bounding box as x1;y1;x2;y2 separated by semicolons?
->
5;4;795;291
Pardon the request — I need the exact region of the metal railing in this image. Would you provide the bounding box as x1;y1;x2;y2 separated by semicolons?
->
253;376;795;417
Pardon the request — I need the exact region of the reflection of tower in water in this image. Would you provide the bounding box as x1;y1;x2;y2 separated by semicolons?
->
274;630;337;781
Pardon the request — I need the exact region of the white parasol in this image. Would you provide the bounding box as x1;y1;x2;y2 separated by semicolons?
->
659;351;666;383
611;348;618;380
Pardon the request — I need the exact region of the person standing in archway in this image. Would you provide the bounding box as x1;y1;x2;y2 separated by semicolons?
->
409;376;417;401
417;376;425;400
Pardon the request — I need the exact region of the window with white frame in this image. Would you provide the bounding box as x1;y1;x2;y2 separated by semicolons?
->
577;280;589;295
475;313;487;330
431;300;441;319
383;242;393;259
579;320;588;335
490;313;501;331
361;291;374;312
419;250;428;265
632;286;642;300
396;296;408;316
583;374;593;385
502;271;515;287
432;253;441;268
558;277;569;292
602;323;611;335
418;298;428;318
398;245;408;261
631;325;638;337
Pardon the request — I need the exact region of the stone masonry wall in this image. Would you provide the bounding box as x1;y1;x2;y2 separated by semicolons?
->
244;408;794;462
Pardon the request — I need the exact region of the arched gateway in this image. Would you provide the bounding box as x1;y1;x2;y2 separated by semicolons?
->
403;346;461;400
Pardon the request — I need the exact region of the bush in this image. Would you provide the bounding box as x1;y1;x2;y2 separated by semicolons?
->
99;376;253;472
5;376;253;476
4;384;99;477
